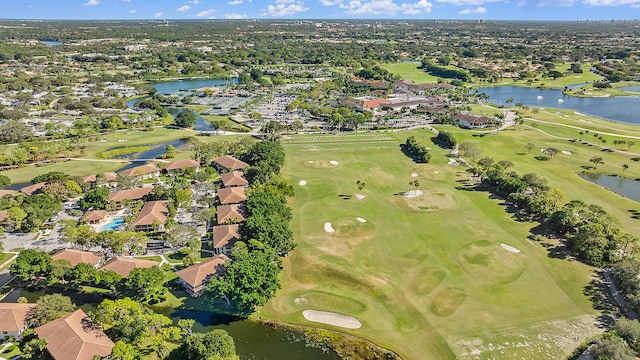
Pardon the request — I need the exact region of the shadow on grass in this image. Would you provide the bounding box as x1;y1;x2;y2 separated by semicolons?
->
584;272;618;328
399;143;429;163
429;136;451;150
338;194;352;200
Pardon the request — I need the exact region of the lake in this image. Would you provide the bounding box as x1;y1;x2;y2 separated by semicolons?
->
1;288;340;359
477;86;640;125
580;173;640;203
621;86;640;94
112;138;192;172
166;107;217;132
150;78;236;95
39;40;62;46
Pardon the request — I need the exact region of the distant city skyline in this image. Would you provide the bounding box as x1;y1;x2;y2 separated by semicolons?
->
1;0;639;21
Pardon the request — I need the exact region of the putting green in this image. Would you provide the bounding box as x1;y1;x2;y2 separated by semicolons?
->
260;130;610;360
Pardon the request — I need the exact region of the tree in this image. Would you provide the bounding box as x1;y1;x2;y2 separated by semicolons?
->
166;224;199;248
31;294;75;326
126;266;166;300
622;164;629;174
409;180;420;192
590;335;635;360
590;156;604;169
175;110;197;128
206;247;280;315
7;206;28;230
0;174;10;187
525;143;535;153
614;319;640;353
110;341;139;360
355;180;366;198
542;147;558;159
21;338;48;360
79;186;110;210
180;330;237;360
10;249;51;282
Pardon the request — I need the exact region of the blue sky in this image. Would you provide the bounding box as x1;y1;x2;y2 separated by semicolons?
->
1;0;640;20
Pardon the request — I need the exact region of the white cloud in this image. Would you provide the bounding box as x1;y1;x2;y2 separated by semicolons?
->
190;0;200;4
537;0;574;5
401;0;432;14
226;12;249;18
177;5;191;11
436;0;501;4
129;9;136;13
229;0;243;4
276;0;296;3
197;9;217;16
262;1;309;16
153;12;163;17
582;0;640;5
321;0;344;4
344;0;401;14
85;0;100;6
458;6;486;13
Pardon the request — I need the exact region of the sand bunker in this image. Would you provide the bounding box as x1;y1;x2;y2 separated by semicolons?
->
402;190;424;198
540;148;547;153
434;171;440;174
448;159;460;166
562;150;572;155
307;160;314;164
329;160;339;165
299;180;307;186
324;222;335;233
411;173;419;177
355;194;365;200
500;243;521;253
303;310;362;329
356;217;367;223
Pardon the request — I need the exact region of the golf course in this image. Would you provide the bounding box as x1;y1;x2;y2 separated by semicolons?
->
260;116;640;359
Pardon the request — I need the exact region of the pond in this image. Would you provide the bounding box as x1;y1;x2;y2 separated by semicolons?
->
39;40;62;46
621;85;640;94
579;173;640;203
477;86;640;125
149;78;236;95
112;138;191;172
166;107;217;132
1;288;339;360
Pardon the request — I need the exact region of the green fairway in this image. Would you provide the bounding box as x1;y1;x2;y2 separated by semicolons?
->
260;130;615;359
379;62;440;83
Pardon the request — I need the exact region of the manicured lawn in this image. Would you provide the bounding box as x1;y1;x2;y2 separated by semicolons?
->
259;128;632;359
379;62;440;83
485;63;604;90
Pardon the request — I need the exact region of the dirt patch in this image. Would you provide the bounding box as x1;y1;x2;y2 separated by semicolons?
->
306;160;340;169
402;189;456;212
458;240;527;284
431;287;467;317
303;310;362;329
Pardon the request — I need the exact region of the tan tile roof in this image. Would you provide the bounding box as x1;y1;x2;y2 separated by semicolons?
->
218;187;246;205
21;182;46;195
212;224;240;249
35;309;114;360
176;254;230;289
220;171;248;187
107;187;154;202
119;164;160;177
0;189;15;198
99;256;160;277
82;210;108;222
0;303;36;332
165;159;200;171
213;155;249;170
52;249;103;267
134;201;169;227
0;210;8;224
216;204;245;224
81;172;117;183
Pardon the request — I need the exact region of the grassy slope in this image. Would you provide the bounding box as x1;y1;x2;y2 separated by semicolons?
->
379;62;440;84
261;130;607;360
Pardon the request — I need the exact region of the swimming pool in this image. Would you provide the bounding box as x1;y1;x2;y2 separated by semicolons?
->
100;217;125;232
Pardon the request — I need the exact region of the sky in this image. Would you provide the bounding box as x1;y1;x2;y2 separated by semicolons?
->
1;0;640;21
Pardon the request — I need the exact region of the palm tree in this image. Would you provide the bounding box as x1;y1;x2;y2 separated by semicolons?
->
590;156;604;169
355;180;366;199
409;180;420;194
622;164;629;174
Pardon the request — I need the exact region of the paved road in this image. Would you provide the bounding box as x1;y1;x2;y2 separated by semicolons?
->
604;269;638;320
